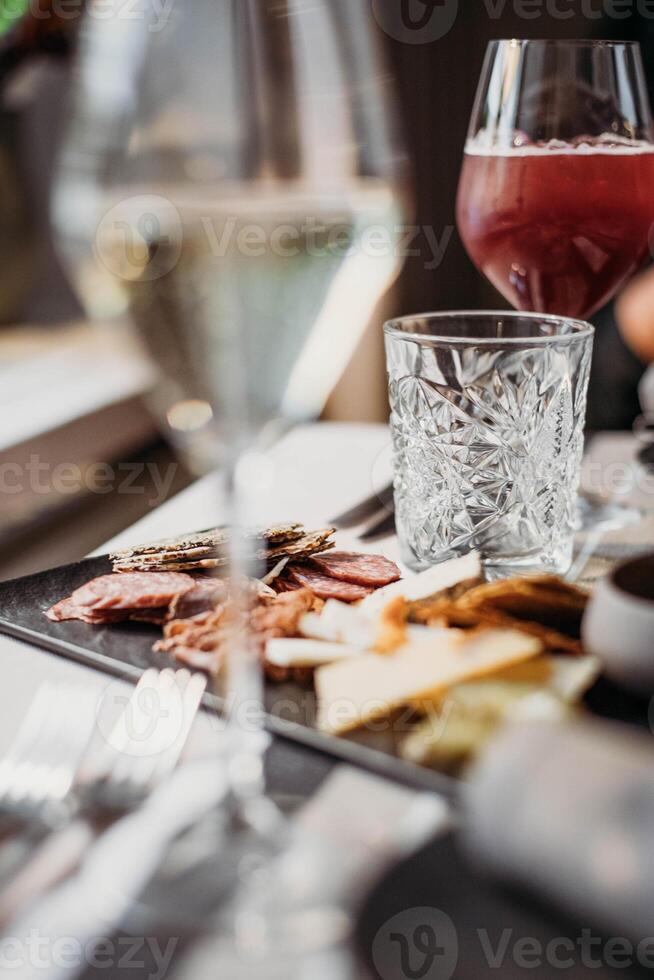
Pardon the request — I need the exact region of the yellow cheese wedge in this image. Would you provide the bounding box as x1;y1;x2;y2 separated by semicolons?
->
266;638;364;668
315;628;542;735
413;654;600;713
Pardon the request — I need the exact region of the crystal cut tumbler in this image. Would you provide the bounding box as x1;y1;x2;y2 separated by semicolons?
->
385;312;594;575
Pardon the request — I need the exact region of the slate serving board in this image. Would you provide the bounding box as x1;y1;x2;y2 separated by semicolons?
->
0;555;460;798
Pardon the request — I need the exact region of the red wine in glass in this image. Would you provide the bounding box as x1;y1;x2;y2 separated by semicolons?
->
457;40;654;320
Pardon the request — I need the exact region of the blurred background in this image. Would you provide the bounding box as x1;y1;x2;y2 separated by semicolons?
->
0;0;650;578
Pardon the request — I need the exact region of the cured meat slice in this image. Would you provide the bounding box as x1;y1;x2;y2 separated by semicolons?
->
167;579;228;621
273;576;304;594
250;588;315;637
128;609;169;625
46;597;84;622
156;589;319;682
286;566;372;603
308;551;401;587
45;598;125;624
80;609;130;624
70;572;195;611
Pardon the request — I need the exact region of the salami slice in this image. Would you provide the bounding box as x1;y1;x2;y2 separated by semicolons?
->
308;551;401;587
71;572;195;611
80;609;131;624
273;576;304;594
286;566;372;602
45;598;126;624
46;597;80;622
128;609;169;625
167;579;228;621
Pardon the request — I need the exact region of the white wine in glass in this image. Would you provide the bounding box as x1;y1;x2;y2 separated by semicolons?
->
53;0;408;904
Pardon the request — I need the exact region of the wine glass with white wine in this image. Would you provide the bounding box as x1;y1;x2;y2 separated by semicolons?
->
53;0;408;914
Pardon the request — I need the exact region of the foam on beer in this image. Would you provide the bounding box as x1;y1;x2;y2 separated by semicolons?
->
465;131;654;156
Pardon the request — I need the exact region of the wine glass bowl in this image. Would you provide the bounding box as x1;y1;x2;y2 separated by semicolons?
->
54;0;407;469
456;40;654;319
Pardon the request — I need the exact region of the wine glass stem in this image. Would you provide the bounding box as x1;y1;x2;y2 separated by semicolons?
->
223;451;270;809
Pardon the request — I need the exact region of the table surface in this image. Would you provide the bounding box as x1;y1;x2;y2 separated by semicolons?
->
3;422;654;980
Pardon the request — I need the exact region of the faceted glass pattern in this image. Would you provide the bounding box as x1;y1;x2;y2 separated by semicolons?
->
385;313;594;574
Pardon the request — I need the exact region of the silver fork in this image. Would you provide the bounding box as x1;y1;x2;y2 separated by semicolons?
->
0;682;96;830
0;667;207;921
0;681;97;884
77;666;207;813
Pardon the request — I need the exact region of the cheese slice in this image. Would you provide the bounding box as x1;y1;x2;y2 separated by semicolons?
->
360;551;482;615
315;627;542;735
414;654;600;713
540;654;600;702
299;604;457;654
299;600;374;647
266;638;364;669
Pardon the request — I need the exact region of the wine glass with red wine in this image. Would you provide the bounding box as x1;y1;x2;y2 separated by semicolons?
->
457;39;654;320
457;39;653;534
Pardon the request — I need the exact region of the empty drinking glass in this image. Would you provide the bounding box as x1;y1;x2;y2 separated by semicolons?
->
385;311;594;576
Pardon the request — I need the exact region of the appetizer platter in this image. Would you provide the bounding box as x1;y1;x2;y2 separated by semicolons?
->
0;523;610;792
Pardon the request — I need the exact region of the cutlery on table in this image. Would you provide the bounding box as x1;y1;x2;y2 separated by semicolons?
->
329;482;394;529
77;667;207;813
0;682;97;881
0;757;228;980
330;482;396;541
358;509;396;542
0;667;206;922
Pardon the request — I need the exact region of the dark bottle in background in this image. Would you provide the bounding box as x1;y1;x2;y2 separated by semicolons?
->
0;0;84;325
